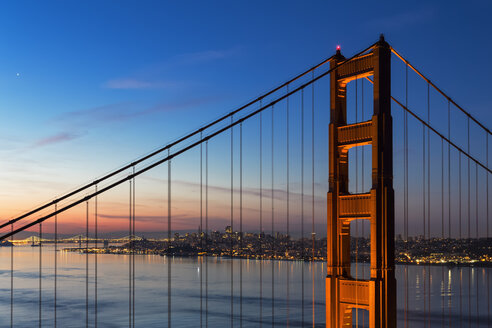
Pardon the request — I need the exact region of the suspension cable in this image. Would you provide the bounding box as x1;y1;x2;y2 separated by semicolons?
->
441;138;445;326
467;117;472;328
94;187;98;328
476;163;479;327
39;222;42;328
0;52;342;232
240;122;243;328
311;69;315;327
301;88;305;324
286;84;290;327
355;72;359;326
54;203;57;328
427;84;431;328
10;223;13;328
230;115;234;328
448;101;451;239
167;150;171;328
1;42;381;242
404;62;409;328
271;104;275;327
362;72;366;283
132;169;136;328
205;140;209;328
391;47;491;135
259;102;263;328
128;181;132;328
422;113;427;325
200;132;203;328
363;77;490;174
86;200;89;328
459;154;462;239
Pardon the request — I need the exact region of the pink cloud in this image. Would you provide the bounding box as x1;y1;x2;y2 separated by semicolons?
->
103;78;177;90
33;132;80;147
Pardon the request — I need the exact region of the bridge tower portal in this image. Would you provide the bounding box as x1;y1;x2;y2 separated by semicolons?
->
326;36;396;327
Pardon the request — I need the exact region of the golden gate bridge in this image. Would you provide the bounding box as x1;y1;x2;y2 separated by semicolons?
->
0;35;490;327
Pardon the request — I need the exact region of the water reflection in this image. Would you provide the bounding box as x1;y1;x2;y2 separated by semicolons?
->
0;246;490;327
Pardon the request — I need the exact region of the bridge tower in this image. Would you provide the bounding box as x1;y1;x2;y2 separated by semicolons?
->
326;36;396;327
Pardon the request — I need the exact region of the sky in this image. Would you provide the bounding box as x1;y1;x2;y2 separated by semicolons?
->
0;1;490;237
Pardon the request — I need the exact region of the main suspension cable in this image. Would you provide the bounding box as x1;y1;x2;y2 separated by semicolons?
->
391;47;491;135
1;42;380;242
0;51;341;233
363;77;490;174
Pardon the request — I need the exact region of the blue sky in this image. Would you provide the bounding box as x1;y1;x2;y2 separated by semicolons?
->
0;1;490;236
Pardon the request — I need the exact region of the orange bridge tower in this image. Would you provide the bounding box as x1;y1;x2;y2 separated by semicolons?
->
326;36;396;327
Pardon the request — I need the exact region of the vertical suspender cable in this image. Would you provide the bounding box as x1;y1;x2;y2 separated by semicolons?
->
475;163;479;327
132;168;136;328
311;70;315;327
86;200;89;328
240;122;243;328
448;101;451;239
427;83;431;240
54;203;57;328
230;116;234;328
446;98;452;328
459;154;462;328
205;140;209;328
459;154;462;240
487;132;490;328
441;138;445;328
129;181;132;328
286;85;290;327
460;266;463;328
94;187;98;328
168;150;172;328
200;132;203;328
355;74;359;326
362;77;366;327
442;139;444;238
468;118;471;240
475;164;478;238
39;222;42;328
271;104;275;328
301;88;305;325
259;104;263;328
448;101;452;328
467;117;471;328
406;64;409;328
10;223;14;328
423;119;426;242
486;131;489;239
422;103;427;325
427;83;431;327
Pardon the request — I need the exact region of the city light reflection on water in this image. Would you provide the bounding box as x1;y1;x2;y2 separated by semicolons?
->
0;246;489;327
